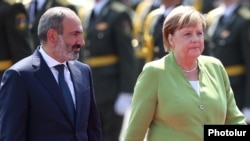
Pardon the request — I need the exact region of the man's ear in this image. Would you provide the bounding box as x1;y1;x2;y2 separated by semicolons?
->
47;29;58;44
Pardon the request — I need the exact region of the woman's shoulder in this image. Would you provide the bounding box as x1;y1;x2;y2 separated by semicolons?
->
199;55;222;65
144;57;166;68
198;55;225;72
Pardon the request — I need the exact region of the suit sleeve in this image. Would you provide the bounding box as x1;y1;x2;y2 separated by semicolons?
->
0;70;29;141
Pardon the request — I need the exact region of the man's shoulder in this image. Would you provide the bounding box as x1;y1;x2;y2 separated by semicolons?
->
69;60;91;70
8;55;33;72
144;8;162;25
237;5;250;21
108;0;133;17
2;0;16;5
53;0;77;12
0;2;9;13
54;0;72;6
110;1;130;12
206;7;223;25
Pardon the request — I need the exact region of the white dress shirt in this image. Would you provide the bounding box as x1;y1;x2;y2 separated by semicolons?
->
39;47;76;106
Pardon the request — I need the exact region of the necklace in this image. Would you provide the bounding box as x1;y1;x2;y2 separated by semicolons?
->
183;65;198;73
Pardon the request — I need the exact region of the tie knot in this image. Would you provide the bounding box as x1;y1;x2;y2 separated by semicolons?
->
54;64;65;74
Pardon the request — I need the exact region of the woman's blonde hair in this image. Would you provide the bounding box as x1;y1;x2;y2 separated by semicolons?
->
162;5;206;51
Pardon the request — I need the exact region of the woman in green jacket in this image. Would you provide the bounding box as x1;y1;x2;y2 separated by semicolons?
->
123;5;246;141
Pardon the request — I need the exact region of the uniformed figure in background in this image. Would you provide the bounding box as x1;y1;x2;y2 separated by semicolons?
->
205;0;250;123
132;0;160;77
243;0;250;8
78;0;136;140
200;0;219;14
124;0;144;9
142;0;182;62
0;0;34;80
22;0;77;47
183;0;219;14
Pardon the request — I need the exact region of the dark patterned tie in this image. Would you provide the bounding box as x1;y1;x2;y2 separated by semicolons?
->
54;64;75;120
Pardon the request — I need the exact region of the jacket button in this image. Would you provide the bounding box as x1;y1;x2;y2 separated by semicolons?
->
199;105;205;110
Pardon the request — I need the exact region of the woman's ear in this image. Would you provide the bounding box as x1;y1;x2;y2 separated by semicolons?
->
168;34;174;46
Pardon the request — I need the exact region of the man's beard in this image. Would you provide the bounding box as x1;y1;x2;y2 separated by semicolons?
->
55;36;80;61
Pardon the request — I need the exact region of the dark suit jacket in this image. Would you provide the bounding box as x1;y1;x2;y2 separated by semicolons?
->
0;48;102;141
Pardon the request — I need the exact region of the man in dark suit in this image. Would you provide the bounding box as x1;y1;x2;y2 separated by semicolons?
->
205;0;250;123
0;7;102;141
78;0;136;140
23;0;77;47
0;0;34;80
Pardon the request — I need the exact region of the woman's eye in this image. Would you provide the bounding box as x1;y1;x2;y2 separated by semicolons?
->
184;33;192;36
198;32;203;35
197;32;204;37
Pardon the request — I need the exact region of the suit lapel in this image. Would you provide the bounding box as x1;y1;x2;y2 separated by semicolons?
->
214;13;237;40
207;13;222;38
32;48;75;127
67;62;84;126
209;5;239;39
83;6;94;29
154;13;164;43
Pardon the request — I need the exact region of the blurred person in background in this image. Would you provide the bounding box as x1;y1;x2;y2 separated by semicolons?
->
0;0;34;81
22;0;77;47
205;0;250;124
142;0;182;62
183;0;219;14
78;0;137;141
132;0;161;77
114;0;142;9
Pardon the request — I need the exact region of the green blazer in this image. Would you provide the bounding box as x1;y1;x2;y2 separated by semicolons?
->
124;52;246;141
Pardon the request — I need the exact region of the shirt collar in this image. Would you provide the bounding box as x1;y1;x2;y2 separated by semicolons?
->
35;0;46;10
221;2;239;18
39;46;66;68
93;0;109;15
159;5;175;17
